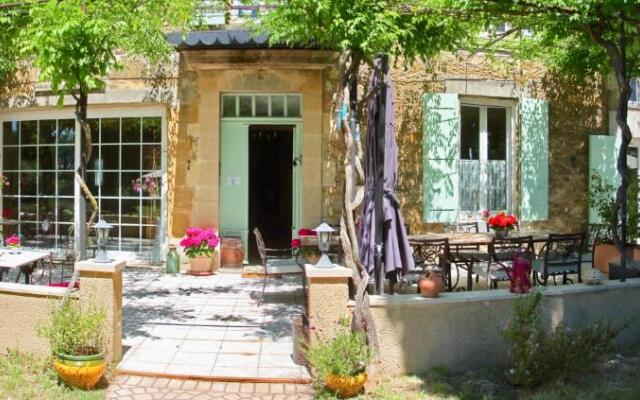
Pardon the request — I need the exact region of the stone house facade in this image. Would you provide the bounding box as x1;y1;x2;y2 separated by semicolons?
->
0;28;627;263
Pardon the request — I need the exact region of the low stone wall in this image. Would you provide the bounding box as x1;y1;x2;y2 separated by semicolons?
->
360;280;640;376
0;283;77;357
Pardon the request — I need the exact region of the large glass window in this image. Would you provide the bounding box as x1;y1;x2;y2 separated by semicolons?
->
87;117;162;256
1;119;76;250
221;93;302;118
459;105;508;212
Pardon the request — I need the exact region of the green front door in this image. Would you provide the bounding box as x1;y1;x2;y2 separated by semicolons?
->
220;121;250;252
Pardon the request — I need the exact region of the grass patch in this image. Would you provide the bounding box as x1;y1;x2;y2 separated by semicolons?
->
0;351;104;400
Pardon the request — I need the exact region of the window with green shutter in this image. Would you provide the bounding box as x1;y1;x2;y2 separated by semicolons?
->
520;98;549;222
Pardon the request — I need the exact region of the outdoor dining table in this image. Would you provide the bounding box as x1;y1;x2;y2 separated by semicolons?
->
0;249;50;284
408;230;552;291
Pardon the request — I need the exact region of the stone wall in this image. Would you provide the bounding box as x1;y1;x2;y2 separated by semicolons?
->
322;52;608;234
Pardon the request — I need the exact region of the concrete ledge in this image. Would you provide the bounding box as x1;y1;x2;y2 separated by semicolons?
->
0;282;77;298
76;258;126;273
305;264;353;279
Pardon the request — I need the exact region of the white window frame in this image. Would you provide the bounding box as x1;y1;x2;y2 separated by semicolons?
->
0;105;168;260
458;97;515;219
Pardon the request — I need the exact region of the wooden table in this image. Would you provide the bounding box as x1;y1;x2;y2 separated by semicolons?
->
408;231;552;291
0;250;49;284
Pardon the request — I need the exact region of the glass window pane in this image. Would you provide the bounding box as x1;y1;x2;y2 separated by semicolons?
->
271;95;285;117
38;172;56;195
460;106;480;160
121;225;140;250
20;172;37;195
459;161;480;211
2;197;19;220
86;171;98;195
140;173;160;197
100;199;119;223
57;119;75;144
121;200;140;224
21;223;38;240
287;95;301;117
58;198;74;222
142;145;161;170
142;117;161;143
487;107;507;160
105;225;120;251
89;145;100;169
21;121;37;145
2;147;19;170
58;146;75;170
239;95;253;117
101;118;120;143
38;198;55;219
255;95;269;116
21;146;37;170
100;172;119;197
122;172;141;197
2;172;17;195
101;145;120;170
142;199;160;222
222;96;236;117
3;121;19;145
38;146;56;170
122;118;140;143
39;120;57;144
21;198;37;221
58;172;74;196
89;119;99;144
122;145;141;170
141;225;156;241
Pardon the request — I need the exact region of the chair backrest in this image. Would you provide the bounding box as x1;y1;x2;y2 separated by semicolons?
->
490;236;533;264
454;222;479;233
409;238;449;272
543;233;585;270
253;228;267;264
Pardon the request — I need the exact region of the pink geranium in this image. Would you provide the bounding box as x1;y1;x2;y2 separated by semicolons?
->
180;226;220;258
6;234;20;247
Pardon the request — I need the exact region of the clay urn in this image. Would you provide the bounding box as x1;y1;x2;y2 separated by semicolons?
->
419;270;445;298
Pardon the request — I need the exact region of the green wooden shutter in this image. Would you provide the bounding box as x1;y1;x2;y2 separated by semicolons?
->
588;134;621;223
520;98;549;221
422;93;460;223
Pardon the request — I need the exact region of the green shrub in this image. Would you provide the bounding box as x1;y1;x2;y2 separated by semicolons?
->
37;298;106;356
305;316;370;379
503;291;622;387
588;171;638;243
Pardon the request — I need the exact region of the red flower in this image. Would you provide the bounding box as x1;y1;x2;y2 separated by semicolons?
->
488;212;517;230
291;239;301;249
298;228;316;236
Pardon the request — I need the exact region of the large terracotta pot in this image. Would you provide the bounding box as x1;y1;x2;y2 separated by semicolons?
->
325;372;367;398
220;237;244;268
594;244;640;274
54;352;106;390
189;256;212;276
419;270;445;298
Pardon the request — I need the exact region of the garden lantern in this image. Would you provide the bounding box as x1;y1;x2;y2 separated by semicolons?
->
314;221;335;268
93;219;112;263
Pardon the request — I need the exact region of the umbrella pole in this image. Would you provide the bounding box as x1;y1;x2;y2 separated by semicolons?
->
374;54;388;295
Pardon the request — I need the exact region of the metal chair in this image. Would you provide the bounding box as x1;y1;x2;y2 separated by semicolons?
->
582;224;603;269
253;228;302;306
36;253;75;286
479;236;534;289
404;238;450;292
533;233;585;285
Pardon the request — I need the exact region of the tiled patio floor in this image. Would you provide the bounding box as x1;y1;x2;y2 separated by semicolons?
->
119;268;310;381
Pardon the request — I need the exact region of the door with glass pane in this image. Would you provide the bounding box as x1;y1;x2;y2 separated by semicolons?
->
459;105;508;213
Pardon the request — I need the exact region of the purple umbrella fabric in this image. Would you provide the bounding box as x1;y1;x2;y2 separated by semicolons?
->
358;60;414;276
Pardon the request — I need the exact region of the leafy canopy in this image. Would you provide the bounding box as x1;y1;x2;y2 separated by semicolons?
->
2;0;198;102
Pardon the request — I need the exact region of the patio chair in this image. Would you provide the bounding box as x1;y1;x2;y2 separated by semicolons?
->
253;228;302;306
403;239;451;293
35;253;75;286
479;236;534;289
449;221;483;290
533;233;585;285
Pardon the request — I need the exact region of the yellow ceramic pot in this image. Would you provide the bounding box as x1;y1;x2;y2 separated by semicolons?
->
325;372;367;398
53;353;106;390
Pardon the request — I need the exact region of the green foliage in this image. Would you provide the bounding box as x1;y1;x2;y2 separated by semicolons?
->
37;299;106;357
306;316;370;379
588;171;639;242
503;291;622;388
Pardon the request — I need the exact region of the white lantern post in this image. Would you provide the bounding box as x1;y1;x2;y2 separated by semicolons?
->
314;221;335;268
93;219;113;263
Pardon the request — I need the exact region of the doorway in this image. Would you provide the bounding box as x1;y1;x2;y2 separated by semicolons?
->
248;125;294;262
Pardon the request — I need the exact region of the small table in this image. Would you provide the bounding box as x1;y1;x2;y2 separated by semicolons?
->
0;250;50;284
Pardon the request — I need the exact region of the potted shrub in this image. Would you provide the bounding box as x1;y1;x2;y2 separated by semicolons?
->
588;173;640;274
180;227;220;275
305;317;370;398
37;299;107;390
487;212;518;238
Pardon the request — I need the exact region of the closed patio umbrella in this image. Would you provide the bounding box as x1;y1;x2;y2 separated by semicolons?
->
359;55;414;293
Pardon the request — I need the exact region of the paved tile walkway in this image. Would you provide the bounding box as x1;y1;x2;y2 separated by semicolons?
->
119;268;310;381
106;374;314;399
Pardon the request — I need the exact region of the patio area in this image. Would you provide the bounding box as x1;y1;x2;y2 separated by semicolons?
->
119;267;310;382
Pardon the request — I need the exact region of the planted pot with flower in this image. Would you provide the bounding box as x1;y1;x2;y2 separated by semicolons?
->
305;317;370;398
180;227;220;276
37;298;107;390
5;234;21;253
488;212;518;239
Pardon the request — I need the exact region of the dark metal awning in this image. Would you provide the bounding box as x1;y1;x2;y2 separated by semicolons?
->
167;29;317;50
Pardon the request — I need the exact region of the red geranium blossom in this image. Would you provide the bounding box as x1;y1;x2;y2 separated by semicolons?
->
487;212;518;230
291;238;301;249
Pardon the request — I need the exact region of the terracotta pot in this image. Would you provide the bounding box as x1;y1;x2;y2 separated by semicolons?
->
54;353;106;390
189;256;212;276
325;372;367;398
593;244;640;274
418;270;445;298
220;237;244;268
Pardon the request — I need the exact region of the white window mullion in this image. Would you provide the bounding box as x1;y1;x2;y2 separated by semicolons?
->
479;106;488;211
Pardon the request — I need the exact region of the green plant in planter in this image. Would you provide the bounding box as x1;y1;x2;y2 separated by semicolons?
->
37;299;107;390
588;171;639;243
305;317;370;398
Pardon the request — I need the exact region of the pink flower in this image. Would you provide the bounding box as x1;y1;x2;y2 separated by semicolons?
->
482;209;491;218
291;239;301;249
6;234;20;247
208;237;220;248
